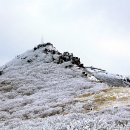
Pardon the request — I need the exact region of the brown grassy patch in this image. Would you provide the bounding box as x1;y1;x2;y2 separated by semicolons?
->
77;93;94;98
75;86;130;111
94;96;116;104
0;85;13;92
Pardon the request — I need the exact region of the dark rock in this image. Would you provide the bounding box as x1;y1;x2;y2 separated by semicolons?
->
126;78;130;82
43;48;48;54
85;73;88;77
63;52;69;56
34;47;37;51
0;71;3;76
82;72;88;77
68;65;73;68
57;52;62;55
27;59;33;63
78;64;84;68
37;44;46;48
36;42;53;50
52;57;55;61
51;50;56;54
82;72;86;75
65;65;73;68
59;59;64;64
58;56;64;63
71;61;75;64
71;57;81;65
70;53;73;58
35;55;38;58
46;42;53;46
62;56;67;62
21;57;27;60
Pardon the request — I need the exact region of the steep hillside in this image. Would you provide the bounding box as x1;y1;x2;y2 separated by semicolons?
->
0;43;130;130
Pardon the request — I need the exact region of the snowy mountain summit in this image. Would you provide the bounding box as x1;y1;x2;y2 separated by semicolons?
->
0;43;130;130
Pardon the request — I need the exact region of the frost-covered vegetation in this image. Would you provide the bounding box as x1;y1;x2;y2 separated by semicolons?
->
0;43;130;130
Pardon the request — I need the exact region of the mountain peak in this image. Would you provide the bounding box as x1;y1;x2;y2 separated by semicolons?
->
5;43;85;71
0;42;130;130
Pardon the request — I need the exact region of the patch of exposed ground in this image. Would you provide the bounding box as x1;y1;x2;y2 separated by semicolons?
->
74;86;130;111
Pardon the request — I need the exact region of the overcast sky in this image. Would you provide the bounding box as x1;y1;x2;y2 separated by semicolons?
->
0;0;130;75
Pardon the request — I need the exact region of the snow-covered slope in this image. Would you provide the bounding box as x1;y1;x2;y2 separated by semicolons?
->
0;43;130;130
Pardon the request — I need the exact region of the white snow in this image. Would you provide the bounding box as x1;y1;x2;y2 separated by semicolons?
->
0;44;130;130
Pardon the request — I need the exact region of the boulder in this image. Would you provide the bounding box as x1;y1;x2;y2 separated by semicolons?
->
27;59;33;63
0;71;3;76
78;64;84;68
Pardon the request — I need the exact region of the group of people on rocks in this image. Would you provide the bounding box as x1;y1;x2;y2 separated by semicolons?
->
33;43;85;69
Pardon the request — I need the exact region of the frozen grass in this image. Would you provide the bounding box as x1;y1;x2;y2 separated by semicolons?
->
0;44;130;129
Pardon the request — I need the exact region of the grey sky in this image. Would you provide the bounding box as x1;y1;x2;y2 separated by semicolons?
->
0;0;130;75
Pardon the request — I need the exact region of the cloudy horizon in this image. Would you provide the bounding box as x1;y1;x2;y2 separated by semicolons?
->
0;0;130;75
